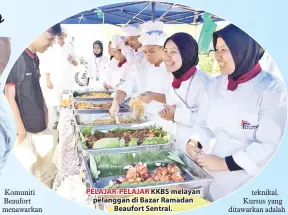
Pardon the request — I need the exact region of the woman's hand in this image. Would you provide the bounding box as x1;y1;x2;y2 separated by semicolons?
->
197;154;229;172
186;140;201;161
159;105;176;121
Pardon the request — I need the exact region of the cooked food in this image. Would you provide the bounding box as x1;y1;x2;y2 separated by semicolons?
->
60;99;73;107
79;92;111;98
109;163;185;187
129;98;144;118
75;102;112;110
80;126;169;149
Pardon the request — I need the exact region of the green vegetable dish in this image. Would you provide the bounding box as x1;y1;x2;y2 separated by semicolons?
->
79;125;171;149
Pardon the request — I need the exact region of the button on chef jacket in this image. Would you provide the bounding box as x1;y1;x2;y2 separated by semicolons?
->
87;55;110;90
105;57;136;90
188;71;287;201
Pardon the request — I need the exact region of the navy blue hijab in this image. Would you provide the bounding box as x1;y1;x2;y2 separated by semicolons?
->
93;40;103;58
164;32;199;79
213;24;265;81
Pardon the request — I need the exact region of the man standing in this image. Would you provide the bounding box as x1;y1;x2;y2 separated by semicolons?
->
122;24;144;63
5;24;62;188
0;37;17;173
45;27;77;129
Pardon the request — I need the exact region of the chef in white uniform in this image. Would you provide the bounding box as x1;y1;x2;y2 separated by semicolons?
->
259;51;283;82
87;40;109;90
121;24;144;64
45;27;78;128
157;33;211;151
186;24;287;202
103;35;135;91
109;21;172;118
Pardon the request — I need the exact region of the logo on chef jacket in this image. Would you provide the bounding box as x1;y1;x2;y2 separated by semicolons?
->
241;120;259;130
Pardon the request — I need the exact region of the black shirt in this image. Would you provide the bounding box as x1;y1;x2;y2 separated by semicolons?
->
6;49;46;133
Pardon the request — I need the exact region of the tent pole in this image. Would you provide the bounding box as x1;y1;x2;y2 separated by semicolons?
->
122;11;145;22
157;3;176;21
102;1;146;11
152;1;155;21
165;14;197;23
101;11;139;23
125;2;151;25
125;10;190;24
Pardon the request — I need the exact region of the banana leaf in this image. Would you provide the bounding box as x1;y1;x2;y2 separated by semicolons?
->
119;138;125;147
110;127;139;132
89;154;99;180
167;151;186;166
128;138;139;146
89;149;187;179
96;152;135;168
79;132;88;149
92;138;120;149
142;137;169;145
81;124;93;136
147;125;168;137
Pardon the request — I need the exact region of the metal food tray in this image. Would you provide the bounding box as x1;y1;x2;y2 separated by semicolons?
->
72;100;130;114
74;112;150;131
73;90;114;101
77;125;175;152
83;148;212;199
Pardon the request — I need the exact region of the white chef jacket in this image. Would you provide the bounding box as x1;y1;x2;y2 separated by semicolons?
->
40;43;77;106
50;43;77;91
145;69;211;149
117;61;176;133
117;61;171;98
105;58;135;90
188;71;287;201
259;52;283;82
87;55;110;90
122;45;144;64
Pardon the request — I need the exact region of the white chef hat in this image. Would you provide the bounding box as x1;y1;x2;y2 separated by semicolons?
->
111;35;126;49
122;24;141;37
138;20;167;46
61;26;69;36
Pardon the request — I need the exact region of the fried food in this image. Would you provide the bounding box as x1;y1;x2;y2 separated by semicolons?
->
60;99;73;107
75;102;112;110
80;93;111;98
129;98;144;118
120;163;185;185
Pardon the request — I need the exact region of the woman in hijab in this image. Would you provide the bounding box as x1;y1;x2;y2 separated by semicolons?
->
159;32;211;151
186;24;287;201
87;40;110;90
